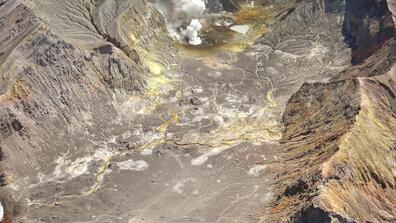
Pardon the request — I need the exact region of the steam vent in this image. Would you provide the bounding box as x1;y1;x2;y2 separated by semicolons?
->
1;0;396;222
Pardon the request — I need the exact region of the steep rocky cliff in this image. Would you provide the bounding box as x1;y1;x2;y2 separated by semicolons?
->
0;0;172;221
270;0;396;222
271;70;396;222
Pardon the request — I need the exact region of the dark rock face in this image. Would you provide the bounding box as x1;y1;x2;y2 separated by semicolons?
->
294;206;331;223
342;0;395;64
221;0;240;12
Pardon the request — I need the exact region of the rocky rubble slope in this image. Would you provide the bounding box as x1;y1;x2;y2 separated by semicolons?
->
270;0;396;222
272;66;396;222
0;0;172;221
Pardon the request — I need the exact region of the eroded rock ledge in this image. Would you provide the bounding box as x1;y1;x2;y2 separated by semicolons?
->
270;2;396;221
272;70;396;222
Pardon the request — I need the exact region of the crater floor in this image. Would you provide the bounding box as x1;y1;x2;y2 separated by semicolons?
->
1;0;395;222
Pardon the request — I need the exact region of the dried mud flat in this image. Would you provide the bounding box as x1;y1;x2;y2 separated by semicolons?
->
0;0;396;222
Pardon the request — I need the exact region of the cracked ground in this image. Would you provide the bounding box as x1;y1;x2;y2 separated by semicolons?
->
2;0;395;222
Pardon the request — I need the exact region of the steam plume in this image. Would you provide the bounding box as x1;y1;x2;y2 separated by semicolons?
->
153;0;207;45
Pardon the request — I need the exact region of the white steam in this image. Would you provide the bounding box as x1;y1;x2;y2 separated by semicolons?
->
176;0;206;18
182;19;203;45
0;201;3;222
153;0;207;45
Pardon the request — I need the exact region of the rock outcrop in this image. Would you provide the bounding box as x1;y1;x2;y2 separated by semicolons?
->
272;71;396;222
0;0;172;220
270;0;396;222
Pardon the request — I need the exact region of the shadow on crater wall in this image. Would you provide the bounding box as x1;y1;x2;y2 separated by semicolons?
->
294;206;331;223
341;0;394;64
